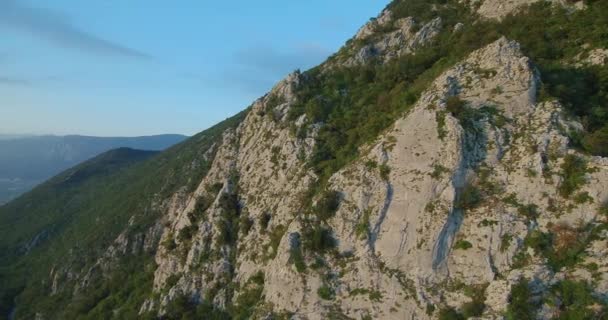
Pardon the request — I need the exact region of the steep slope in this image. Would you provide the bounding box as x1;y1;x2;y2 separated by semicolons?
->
0;134;187;204
2;0;608;319
0;114;245;319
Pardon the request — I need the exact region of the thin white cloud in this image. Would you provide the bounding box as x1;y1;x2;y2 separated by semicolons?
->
0;0;151;59
0;76;30;86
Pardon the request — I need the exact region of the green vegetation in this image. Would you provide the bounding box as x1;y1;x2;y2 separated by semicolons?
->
187;195;213;223
558;155;589;198
453;239;473;250
379;164;391;181
317;284;335;300
437;283;487;319
517;203;539;220
505;279;535;320
177;224;199;242
302;225;336;253
500;2;608;156
4;0;608;317
289;0;498;184
430;164;450;179
259;212;271;230
456;183;483;211
217;191;242;246
502;193;540;221
0;111;247;319
500;234;513;252
231;272;266;320
314;189;341;220
518;223;594;271
265;225;287;260
460;284;487;319
446;96;467;118
164;294;230;320
438;307;464;320
288;234;306;273
355;209;371;240
349;288;383;302
506;278;608;320
545;279;607;319
599;201;608;216
583;126;608;156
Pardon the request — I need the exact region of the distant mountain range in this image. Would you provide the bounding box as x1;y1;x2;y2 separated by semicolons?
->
0;134;187;204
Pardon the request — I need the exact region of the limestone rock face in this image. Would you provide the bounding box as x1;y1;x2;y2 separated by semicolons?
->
475;0;584;20
346;16;442;66
135;35;608;319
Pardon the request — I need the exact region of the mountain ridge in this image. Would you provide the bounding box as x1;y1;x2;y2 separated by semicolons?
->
0;134;188;204
1;0;608;319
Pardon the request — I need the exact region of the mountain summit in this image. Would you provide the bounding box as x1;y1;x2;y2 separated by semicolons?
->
1;0;608;319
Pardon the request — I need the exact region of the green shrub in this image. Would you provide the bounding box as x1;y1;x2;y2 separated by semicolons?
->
522;224;591;271
239;215;253;236
259;212;271;231
188;196;212;223
558;155;589;198
437;111;448;140
266;225;287;260
461;300;485;318
456;184;483;210
426;303;436;316
545;280;605;319
288;239;306;273
599;201;608;216
232;276;264;320
303;226;336;253
438;307;464;320
315;190;341;220
217;193;241;246
379;164;391;181
446;96;467;117
503;193;521;207
249;271;265;286
453;239;473;250
517;204;539;220
355;209;371;240
430;164;450;179
500;234;513;252
524;230;553;258
369;290;383;302
583;125;608;156
317;284;335;300
505;279;535;320
177;224;198;242
573;191;593;204
163;237;177;251
364;160;378;169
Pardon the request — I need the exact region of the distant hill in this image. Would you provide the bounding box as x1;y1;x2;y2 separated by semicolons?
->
0;134;187;204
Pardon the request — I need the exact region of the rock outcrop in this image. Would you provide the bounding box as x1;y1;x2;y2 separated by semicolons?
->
5;1;608;319
345;12;442;66
475;0;584;20
136;36;608;319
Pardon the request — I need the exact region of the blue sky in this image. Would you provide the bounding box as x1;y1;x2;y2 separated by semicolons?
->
0;0;390;136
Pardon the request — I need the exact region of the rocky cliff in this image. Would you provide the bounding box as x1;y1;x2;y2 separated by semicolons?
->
2;0;607;319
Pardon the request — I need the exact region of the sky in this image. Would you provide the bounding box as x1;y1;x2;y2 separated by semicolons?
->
0;0;390;137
